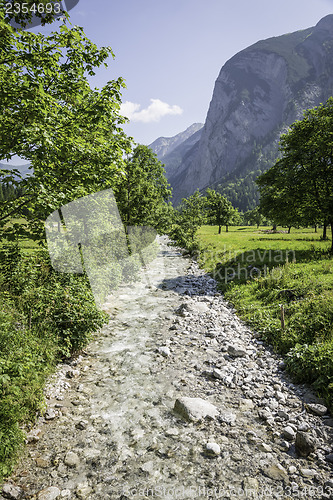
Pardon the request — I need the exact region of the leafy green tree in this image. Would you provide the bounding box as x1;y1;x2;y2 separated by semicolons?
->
243;207;265;228
0;15;131;241
256;168;307;231
257;98;333;248
152;201;176;235
114;145;172;230
204;188;236;233
230;207;242;228
171;190;206;245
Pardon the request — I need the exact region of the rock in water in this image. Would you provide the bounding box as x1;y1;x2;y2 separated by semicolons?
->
174;397;218;421
37;487;61;500
158;346;171;357
1;483;25;500
64;451;80;468
204;442;221;456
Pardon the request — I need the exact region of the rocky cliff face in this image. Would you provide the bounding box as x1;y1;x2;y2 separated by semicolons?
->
153;125;203;179
170;15;333;207
149;123;203;161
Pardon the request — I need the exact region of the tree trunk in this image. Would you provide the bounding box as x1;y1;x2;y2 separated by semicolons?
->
314;225;317;233
218;225;221;234
272;224;277;231
323;222;327;240
288;226;291;234
225;225;229;233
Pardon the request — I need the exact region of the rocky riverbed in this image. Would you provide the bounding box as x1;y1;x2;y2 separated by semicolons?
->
2;236;333;500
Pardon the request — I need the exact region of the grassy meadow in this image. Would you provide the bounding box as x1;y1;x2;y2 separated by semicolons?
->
196;225;333;407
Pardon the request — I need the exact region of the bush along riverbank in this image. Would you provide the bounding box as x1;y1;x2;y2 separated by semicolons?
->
0;244;107;482
188;226;333;410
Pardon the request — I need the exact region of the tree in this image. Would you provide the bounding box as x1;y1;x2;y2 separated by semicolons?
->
0;15;131;242
114;145;172;230
204;188;236;233
257;163;307;231
257;97;333;250
243;207;265;228
173;190;206;244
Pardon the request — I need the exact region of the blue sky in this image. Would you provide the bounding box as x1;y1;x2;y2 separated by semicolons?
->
23;0;333;147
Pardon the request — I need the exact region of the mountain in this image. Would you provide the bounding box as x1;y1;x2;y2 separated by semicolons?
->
0;162;32;179
149;123;203;177
169;15;333;209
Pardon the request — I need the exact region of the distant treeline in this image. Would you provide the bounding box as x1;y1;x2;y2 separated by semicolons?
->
0;183;24;202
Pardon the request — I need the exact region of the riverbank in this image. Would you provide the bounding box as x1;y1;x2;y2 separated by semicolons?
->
197;225;333;409
2;237;333;499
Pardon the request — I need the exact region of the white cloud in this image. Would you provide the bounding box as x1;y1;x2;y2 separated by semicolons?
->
120;99;183;123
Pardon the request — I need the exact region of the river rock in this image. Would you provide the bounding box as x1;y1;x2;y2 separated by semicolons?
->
258;442;272;453
59;491;71;498
37;487;61;500
281;426;296;441
300;468;316;478
295;431;317;457
174;397;218;421
306;403;328;416
75;482;92;499
219;411;237;425
158;346;171;357
64;451;80;468
35;457;50;468
75;420;88;430
264;463;288;481
26;428;42;443
277;410;290;420
44;408;57;420
204;442;221;457
65;368;79;379
242;477;259;492
238;398;254;411
1;483;24;500
297;421;310;432
175;302;209;316
227;345;248;358
211;368;225;380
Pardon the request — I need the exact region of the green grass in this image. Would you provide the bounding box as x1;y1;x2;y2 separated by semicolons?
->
0;218;38;253
196;225;333;408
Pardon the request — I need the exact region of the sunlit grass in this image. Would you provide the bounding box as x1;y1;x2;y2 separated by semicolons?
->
197;225;333;408
0;218;39;252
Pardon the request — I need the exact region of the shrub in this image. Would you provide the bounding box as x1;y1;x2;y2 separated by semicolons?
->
286;341;333;408
0;295;55;481
0;247;108;480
